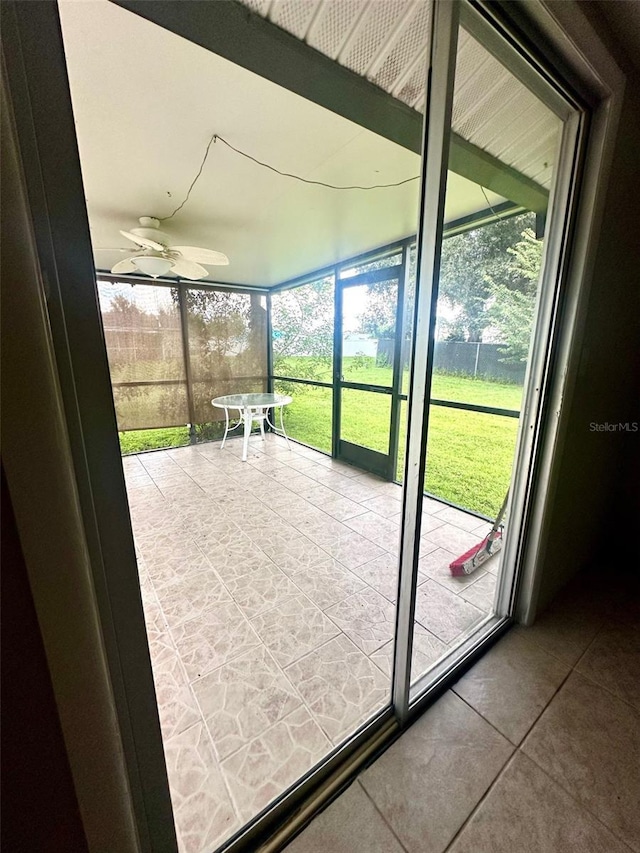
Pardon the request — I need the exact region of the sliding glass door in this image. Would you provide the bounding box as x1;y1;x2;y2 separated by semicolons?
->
395;1;583;712
14;0;588;850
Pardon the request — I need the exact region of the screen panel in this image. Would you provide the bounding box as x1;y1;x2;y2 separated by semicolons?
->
98;280;189;430
271;276;334;384
185;288;268;425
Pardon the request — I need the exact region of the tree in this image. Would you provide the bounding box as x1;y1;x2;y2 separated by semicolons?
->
182;289;267;426
486;228;543;362
360;280;397;339
438;212;537;342
271;277;334;384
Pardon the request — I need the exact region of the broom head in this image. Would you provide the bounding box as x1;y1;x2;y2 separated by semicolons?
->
449;530;502;576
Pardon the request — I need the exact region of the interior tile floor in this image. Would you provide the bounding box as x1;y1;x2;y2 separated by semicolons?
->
124;433;498;853
284;566;640;853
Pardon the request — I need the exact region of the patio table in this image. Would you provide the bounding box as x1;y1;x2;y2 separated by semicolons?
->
212;393;293;461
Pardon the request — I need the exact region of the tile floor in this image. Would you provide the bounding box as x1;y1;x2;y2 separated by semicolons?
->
124;434;498;852
284;566;640;853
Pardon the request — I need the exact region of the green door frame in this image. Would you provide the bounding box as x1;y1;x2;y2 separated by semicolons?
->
333;253;407;481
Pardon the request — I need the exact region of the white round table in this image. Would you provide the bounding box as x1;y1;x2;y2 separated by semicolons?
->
211;393;293;461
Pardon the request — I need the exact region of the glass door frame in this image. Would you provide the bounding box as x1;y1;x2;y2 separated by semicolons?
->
333;259;407;481
5;0;614;851
393;0;588;723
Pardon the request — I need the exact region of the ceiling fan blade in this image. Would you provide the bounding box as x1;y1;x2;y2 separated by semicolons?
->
172;246;229;266
170;259;209;280
111;258;138;274
119;229;164;252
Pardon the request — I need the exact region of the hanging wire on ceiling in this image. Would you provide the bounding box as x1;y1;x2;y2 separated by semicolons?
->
480;185;508;221
159;132;421;221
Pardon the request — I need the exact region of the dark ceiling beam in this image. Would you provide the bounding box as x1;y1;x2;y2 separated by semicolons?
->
111;0;549;213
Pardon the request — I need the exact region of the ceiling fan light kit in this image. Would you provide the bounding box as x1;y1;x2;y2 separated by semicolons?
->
111;216;229;280
133;255;174;278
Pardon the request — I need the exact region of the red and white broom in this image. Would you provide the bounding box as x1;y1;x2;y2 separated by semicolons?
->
449;491;509;577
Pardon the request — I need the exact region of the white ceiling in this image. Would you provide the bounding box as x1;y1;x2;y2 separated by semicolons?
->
59;0;516;287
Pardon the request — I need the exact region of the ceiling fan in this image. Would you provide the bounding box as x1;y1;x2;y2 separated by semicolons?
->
109;216;229;280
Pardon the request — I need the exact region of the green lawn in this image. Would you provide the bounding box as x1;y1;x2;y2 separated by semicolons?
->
118;371;522;519
119;426;189;454
277;372;519;517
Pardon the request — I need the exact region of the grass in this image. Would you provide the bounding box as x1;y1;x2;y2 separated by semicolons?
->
119;426;189;454
278;371;519;517
118;370;522;518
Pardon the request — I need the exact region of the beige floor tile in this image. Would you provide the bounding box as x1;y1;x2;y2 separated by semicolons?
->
221;706;331;822
325;531;387;570
284;473;326;498
360;691;513;853
415;580;484;644
250;594;340;667
240;515;299;543
576;620;640;711
155;569;232;629
284;781;405;853
322;495;369;522
126;483;164;504
522;671;640;850
453;629;570;744
291;558;367;610
325;588;396;655
326;477;383;503
224;562;301;619
171;601;260;680
360;493;403;519
431;505;485;533
418;537;440;558
202;543;279;585
142;596;168;645
136;527;202;563
146;552;214;588
423;523;481;555
349;552;399;602
372;622;448;680
290;506;338;534
344;511;401;551
258;532;331;576
164;722;239;853
515;585;606;666
193;646;302;761
420;513;446;534
286;455;322;473
193;520;251;551
303;518;352;544
458;572;497;611
448;752;630;853
285;634;389;744
150;636;202;739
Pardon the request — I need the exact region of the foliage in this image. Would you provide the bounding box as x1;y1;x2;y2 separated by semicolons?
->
359;279;397;339
182;289;268;422
271;278;334;383
486;228;543;362
438;213;538;343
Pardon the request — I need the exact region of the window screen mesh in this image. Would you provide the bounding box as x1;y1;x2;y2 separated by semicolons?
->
98;280;189;430
271;276;334;383
185;289;268;424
